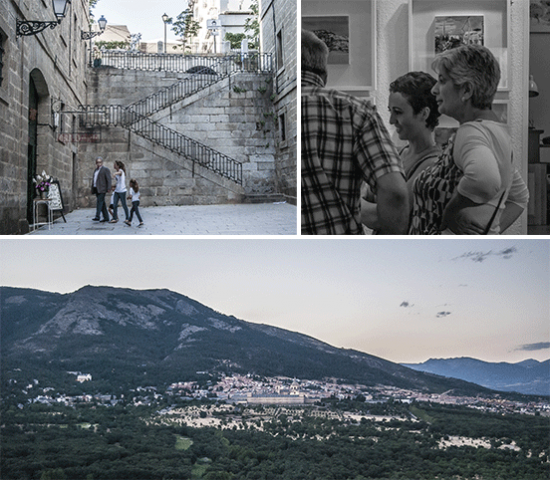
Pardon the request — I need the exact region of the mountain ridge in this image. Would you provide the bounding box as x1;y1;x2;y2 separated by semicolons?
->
0;286;512;397
402;357;550;396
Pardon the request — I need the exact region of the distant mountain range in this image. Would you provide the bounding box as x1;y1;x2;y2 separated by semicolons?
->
402;358;550;396
0;286;518;398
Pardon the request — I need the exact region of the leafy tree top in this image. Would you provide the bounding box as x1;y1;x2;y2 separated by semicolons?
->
168;9;202;52
244;0;260;50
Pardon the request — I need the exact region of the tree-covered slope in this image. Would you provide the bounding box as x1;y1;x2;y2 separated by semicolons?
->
1;286;494;396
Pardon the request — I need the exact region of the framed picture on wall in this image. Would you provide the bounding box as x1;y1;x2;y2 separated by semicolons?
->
302;0;375;92
434;15;484;53
530;0;550;33
409;0;509;91
492;101;508;125
302;16;350;65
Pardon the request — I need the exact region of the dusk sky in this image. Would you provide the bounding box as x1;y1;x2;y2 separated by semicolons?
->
1;239;548;365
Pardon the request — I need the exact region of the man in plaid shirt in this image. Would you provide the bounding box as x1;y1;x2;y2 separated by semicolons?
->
301;30;409;235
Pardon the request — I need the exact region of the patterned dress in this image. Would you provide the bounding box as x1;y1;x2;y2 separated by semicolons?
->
409;135;462;235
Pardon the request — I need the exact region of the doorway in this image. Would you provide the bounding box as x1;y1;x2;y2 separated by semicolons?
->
27;77;38;224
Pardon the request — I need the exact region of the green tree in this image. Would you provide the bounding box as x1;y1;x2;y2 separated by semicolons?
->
225;33;246;50
41;468;67;480
94;41;130;50
169;9;202;52
244;0;260;50
89;0;100;20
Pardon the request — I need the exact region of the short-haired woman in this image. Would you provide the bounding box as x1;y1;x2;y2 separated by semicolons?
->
362;72;441;231
409;44;529;234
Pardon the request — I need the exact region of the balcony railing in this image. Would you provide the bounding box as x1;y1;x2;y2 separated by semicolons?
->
92;52;273;75
130;72;228;118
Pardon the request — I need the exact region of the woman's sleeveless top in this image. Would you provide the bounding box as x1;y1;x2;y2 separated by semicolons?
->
409;135;461;235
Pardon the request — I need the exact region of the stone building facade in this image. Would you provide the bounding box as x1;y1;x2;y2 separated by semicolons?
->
187;0;254;54
259;0;297;201
246;393;306;405
0;0;90;234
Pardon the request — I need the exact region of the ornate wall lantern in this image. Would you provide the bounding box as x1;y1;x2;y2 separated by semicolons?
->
16;0;71;38
81;15;108;40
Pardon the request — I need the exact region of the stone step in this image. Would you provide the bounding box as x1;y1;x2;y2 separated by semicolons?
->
244;193;287;204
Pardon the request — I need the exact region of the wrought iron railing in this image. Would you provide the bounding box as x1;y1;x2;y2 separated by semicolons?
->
92;52;273;75
129;72;229;118
79;105;243;185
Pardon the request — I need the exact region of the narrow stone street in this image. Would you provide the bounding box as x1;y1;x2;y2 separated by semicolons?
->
28;202;297;235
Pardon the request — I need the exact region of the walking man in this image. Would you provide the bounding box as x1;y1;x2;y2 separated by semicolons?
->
91;156;111;222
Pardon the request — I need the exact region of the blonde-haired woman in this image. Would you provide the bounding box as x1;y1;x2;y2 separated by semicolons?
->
409;44;528;234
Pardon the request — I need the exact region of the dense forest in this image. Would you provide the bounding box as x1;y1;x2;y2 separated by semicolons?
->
2;400;548;480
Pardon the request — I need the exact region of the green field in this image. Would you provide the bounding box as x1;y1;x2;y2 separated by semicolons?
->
175;435;193;450
410;405;435;423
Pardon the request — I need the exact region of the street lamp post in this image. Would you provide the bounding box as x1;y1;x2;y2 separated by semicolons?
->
82;15;108;66
162;13;170;54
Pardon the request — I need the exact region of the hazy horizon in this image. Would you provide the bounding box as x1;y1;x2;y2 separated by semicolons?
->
1;239;548;365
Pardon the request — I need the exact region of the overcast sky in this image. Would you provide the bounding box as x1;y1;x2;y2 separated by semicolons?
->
91;0;213;43
1;239;548;365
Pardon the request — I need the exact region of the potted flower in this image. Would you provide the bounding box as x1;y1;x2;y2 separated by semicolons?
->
33;170;52;199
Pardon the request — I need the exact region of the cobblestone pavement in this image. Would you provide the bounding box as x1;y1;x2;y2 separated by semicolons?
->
28;203;297;236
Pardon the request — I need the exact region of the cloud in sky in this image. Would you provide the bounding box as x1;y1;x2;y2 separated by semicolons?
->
516;342;550;352
436;311;452;318
452;246;518;263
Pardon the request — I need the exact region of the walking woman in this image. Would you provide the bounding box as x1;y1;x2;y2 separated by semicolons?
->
110;160;130;223
409;45;529;234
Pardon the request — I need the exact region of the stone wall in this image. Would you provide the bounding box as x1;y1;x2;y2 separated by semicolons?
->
77;127;246;208
76;66;277;208
152;73;278;195
0;0;90;234
260;0;298;202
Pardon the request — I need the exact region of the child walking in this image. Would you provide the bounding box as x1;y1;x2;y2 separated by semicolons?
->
124;179;144;227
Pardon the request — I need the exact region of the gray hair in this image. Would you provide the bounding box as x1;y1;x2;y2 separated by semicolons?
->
432;44;500;110
301;29;329;77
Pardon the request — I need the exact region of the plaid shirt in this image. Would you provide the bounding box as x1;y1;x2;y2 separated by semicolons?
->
301;70;404;235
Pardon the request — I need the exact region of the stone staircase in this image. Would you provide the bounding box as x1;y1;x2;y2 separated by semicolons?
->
82;104;244;185
81;53;274;188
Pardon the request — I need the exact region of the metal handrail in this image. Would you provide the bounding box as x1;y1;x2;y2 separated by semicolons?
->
92;52;273;74
79;105;243;185
130;71;229;118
